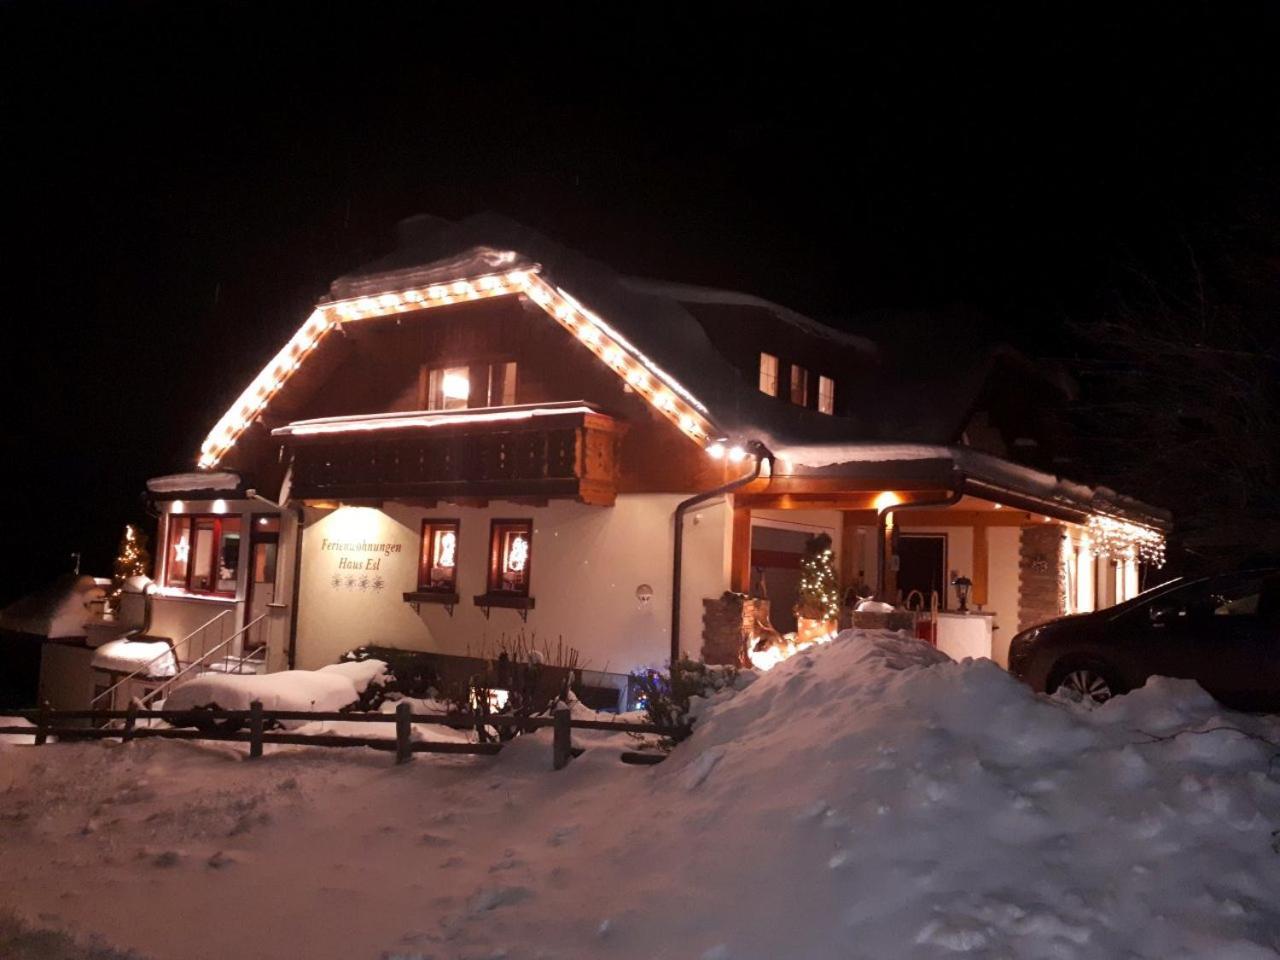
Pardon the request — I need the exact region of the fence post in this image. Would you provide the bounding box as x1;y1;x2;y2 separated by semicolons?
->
395;701;412;765
249;700;264;760
34;701;49;746
552;703;571;771
123;703;138;744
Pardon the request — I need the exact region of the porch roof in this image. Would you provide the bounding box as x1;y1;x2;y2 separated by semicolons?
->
774;442;1170;531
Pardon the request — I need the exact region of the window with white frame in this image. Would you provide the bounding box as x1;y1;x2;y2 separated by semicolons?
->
759;353;779;397
790;365;810;406
818;375;835;415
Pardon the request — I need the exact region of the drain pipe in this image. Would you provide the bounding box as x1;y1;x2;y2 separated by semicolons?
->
876;474;966;601
671;440;773;666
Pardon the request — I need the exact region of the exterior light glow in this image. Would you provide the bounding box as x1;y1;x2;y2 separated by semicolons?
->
873;491;902;512
727;445;747;463
706;442;726;459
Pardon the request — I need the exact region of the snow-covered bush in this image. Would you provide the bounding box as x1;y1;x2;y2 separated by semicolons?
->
630;657;741;744
339;645;442;706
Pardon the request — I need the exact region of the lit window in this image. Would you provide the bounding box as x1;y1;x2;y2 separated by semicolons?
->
424;362;517;410
165;514;240;596
427;366;471;410
759;353;779;397
488;519;532;596
487;361;517;407
165;516;192;588
419;520;460;593
790;365;810;407
818;375;835;415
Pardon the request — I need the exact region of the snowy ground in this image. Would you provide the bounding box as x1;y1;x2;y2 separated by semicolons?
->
4;630;1280;960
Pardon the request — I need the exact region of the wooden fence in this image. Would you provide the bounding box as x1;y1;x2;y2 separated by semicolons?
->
0;703;680;770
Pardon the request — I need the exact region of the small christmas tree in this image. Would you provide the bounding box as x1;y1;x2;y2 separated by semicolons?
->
795;532;839;622
111;523;151;598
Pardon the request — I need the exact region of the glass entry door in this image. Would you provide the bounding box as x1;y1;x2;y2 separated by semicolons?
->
244;517;281;655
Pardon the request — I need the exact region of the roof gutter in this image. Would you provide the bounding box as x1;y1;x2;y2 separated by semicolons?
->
671;441;773;667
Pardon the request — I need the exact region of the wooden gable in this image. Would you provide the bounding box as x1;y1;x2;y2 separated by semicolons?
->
226;294;723;499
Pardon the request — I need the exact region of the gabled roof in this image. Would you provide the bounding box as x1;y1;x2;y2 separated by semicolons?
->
194;213;1166;531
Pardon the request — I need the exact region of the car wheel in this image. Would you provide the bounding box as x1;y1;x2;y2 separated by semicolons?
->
1048;662;1120;704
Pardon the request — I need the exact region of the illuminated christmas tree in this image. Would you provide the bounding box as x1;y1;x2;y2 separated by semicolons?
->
795;532;839;622
110;524;151;598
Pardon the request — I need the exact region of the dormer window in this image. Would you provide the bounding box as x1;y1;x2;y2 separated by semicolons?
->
818;375;835;415
758;353;779;397
790;365;810;406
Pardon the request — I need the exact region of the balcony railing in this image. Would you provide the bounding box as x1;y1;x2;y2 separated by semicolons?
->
274;402;624;505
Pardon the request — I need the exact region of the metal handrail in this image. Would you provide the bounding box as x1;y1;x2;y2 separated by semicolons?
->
141;613;269;706
90;609;233;708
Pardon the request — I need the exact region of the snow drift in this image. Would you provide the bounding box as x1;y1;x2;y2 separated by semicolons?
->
90;638;177;677
3;630;1280;960
162;669;362;714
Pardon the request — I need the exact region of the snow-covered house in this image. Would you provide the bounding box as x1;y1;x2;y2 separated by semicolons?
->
134;214;1167;702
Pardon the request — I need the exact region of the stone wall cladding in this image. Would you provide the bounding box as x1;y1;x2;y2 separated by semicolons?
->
701;593;769;666
1018;523;1067;633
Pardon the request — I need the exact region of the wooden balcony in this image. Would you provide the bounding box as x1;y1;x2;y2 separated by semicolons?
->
273;402;625;505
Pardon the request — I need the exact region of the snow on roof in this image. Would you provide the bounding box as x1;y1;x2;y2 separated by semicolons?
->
147;471;241;494
0;575;107;639
776;442;1170;528
619;277;879;354
195;212;1163;517
90;639;177;677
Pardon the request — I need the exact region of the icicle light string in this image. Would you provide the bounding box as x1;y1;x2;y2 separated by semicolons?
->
1086;515;1166;568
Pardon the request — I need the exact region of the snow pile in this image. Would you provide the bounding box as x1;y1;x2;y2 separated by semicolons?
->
4;629;1280;960
0;716;34;744
90;639;177;677
318;658;389;694
164;670;359;714
646;629;1280;958
0;574;108;639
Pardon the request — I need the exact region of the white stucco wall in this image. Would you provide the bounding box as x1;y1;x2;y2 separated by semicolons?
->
294;495;729;675
987;526;1021;666
749;508;844;558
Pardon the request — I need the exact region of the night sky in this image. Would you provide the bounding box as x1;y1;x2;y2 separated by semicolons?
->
1;2;1274;603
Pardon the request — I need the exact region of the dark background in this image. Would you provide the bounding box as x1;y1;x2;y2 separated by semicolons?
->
1;1;1276;605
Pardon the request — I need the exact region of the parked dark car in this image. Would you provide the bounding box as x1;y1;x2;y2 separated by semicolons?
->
1008;569;1280;710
